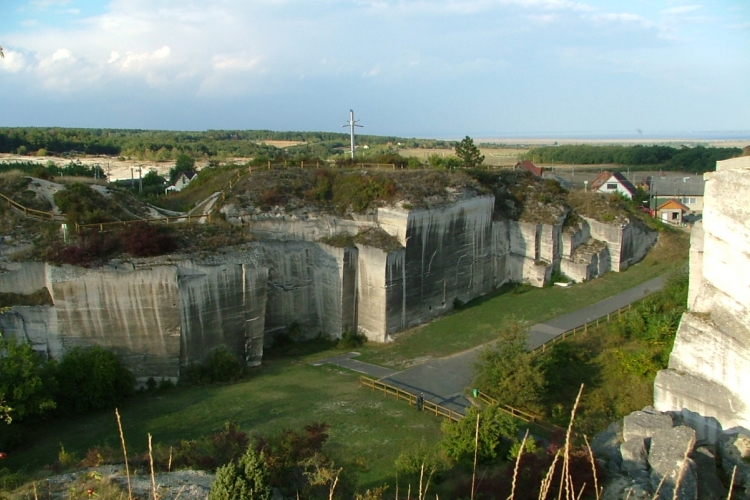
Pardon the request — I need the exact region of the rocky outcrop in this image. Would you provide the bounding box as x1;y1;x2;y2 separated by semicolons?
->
654;156;750;444
596;407;729;500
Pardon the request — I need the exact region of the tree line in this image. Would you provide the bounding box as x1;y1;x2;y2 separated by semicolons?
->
523;144;743;173
0;127;453;163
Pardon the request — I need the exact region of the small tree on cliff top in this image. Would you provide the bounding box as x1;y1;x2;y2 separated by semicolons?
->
455;136;485;168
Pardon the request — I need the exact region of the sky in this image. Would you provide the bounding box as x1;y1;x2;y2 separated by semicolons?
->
0;0;749;139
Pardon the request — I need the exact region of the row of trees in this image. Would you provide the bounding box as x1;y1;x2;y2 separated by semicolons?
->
523;144;742;173
0;127;458;163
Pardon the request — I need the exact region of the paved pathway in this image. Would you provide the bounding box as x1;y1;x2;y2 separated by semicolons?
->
315;276;665;415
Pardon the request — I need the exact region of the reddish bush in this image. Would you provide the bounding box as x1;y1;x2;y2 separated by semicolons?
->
119;222;176;257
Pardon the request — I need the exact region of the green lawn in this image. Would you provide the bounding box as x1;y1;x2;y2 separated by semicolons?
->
5;358;442;491
355;230;688;369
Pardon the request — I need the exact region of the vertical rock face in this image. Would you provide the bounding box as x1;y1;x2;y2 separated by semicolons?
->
178;262;268;368
48;264;184;381
0;261;47;294
0;260;269;382
654;156;750;443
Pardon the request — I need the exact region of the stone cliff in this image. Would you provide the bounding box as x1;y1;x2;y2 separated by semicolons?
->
0;174;658;378
654;156;750;444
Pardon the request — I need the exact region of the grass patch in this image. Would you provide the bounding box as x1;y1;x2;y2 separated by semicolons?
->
2;357;442;491
356;229;688;368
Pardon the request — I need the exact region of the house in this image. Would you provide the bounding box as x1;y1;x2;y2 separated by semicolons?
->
165;171;197;193
589;171;612;192
650;174;706;214
657;199;690;225
514;160;543;177
594;172;637;199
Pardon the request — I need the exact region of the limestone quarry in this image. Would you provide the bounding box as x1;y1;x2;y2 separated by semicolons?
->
0;168;657;382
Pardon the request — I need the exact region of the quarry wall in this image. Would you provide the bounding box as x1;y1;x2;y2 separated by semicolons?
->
654;156;750;443
0;191;657;375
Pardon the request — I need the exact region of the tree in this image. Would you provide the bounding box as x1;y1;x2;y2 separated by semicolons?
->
209;448;272;500
0;336;57;423
474;322;546;414
454;136;484;168
440;404;518;465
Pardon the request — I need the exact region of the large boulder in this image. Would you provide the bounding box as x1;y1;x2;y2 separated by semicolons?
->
648;426;698;500
693;446;726;500
592;421;623;467
718;432;750;489
621;438;649;471
623;408;674;443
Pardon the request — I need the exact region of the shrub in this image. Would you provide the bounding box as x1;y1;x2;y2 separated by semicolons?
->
160;421;251;471
208;447;271;500
52;230;120;266
54;346;135;414
183;346;245;385
254;422;330;490
119;222;176;257
337;329;366;349
0;336;57;424
440;404;518;466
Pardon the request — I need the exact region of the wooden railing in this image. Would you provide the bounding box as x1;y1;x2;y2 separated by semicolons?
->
474;390;542;423
530;303;633;354
0;192;65;221
359;376;463;422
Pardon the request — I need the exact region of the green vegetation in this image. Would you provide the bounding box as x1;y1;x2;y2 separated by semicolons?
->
209;448;272;500
536;272;688;434
474;324;545;414
1;357;443;492
183;346;246;385
356;229;688;368
454;136;485;168
524;144;742;173
0;127;452;164
440;405;518;465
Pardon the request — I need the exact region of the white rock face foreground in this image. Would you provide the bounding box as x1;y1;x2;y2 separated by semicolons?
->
595;407;734;500
654;156;750;443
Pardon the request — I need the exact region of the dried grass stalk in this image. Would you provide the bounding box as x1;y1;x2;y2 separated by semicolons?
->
115;408;132;500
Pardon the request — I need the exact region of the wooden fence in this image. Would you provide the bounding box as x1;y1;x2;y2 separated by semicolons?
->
359;376;463;423
0;192;65;222
530;303;633;354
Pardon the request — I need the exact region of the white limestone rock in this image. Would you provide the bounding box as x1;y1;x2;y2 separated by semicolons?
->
718;433;750;488
621;438;649;471
648;426;697;500
623;409;674;443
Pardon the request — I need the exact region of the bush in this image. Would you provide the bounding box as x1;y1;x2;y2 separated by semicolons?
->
157;421;251;471
119;222;176;257
0;336;57;424
183;346;245;385
208;447;271;500
440;404;518;466
337;329;366;349
54;346;135;414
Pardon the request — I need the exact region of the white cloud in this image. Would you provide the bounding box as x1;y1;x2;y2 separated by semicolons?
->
0;51;27;73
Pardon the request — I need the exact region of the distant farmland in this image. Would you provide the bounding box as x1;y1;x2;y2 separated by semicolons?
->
399;147;527;166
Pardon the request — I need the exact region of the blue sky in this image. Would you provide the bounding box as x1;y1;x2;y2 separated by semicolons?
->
1;0;748;138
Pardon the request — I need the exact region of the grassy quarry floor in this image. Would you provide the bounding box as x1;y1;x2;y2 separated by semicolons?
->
5;229;689;491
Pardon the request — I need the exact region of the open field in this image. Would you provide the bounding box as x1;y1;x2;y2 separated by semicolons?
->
398;147;527;166
354;230;689;370
4;358;443;491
